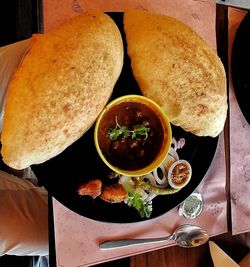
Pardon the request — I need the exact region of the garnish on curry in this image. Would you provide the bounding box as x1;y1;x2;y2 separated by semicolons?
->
97;101;165;171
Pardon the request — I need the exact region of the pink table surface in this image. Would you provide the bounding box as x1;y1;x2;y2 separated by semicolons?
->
228;8;250;236
45;1;228;266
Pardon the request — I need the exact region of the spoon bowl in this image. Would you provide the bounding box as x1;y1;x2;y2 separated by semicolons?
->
99;224;209;249
173;224;209;248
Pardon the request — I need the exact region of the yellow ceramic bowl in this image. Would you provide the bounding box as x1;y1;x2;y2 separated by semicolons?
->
94;95;172;177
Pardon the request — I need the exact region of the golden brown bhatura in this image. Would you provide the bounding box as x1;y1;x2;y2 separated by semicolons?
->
1;11;124;169
124;10;227;137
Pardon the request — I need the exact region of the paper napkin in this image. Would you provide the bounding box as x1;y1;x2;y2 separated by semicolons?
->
209;241;239;267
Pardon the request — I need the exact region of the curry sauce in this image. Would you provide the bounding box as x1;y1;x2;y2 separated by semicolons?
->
98;101;165;171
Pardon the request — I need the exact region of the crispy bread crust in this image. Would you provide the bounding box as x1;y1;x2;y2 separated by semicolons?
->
124;10;227;137
1;11;123;169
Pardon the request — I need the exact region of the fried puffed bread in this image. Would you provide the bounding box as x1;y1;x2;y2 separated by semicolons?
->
124;10;227;137
1;11;123;169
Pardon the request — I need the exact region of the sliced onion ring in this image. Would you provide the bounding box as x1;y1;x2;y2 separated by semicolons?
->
172;137;178;151
168;147;179;161
153;165;167;185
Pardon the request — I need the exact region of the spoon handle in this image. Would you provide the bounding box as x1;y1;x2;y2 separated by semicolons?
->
99;235;172;249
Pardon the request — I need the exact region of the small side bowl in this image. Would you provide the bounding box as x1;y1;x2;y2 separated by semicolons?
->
94;95;172;177
168;159;192;189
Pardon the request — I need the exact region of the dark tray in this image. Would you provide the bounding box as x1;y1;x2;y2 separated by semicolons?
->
32;12;219;223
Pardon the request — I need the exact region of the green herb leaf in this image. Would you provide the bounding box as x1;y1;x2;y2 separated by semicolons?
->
120;126;130;139
131;132;137;140
127;191;152;218
108;128;122;141
133;124;150;136
108;118;150;141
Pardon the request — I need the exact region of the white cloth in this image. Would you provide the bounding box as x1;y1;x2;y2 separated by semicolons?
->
0;40;48;256
0;170;48;256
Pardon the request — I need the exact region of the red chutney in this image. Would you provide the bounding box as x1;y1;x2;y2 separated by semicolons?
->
171;162;190;186
97;101;165;171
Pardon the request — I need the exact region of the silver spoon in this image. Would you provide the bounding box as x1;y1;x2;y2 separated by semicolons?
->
99;224;209;250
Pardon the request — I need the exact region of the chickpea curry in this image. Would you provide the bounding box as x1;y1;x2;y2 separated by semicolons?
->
97;101;165;171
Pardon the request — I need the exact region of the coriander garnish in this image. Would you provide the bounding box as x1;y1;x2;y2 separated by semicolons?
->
108;116;150;141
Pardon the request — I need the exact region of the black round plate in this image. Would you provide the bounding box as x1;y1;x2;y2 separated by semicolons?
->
31;13;218;223
231;12;250;124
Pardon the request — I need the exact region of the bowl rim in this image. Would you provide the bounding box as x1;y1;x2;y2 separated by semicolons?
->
167;159;192;189
94;94;172;177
